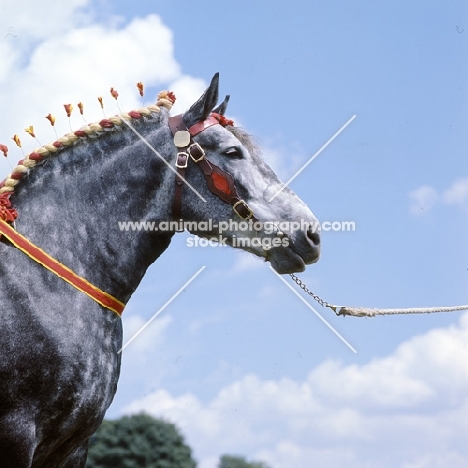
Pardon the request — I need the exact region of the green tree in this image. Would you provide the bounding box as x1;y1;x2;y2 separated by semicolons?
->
85;413;197;468
218;454;271;468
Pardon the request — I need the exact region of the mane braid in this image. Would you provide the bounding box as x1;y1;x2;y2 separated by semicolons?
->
0;93;175;195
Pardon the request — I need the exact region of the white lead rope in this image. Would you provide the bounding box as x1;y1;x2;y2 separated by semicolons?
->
333;304;468;317
289;273;468;318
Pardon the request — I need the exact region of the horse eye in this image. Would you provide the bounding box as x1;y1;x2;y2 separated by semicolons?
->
224;147;242;158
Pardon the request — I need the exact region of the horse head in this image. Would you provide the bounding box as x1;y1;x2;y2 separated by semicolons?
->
169;73;320;273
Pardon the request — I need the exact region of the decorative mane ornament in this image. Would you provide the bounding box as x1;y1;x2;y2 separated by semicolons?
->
136;81;144;97
110;87;119;100
45;113;56;126
25;126;36;138
12;134;21;148
63;103;73;117
0;91;176;194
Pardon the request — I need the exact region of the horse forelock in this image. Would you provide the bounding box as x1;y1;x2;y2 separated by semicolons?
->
0;96;175;196
225;126;261;158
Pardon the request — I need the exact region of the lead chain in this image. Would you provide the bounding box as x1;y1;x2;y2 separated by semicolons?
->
289;273;337;312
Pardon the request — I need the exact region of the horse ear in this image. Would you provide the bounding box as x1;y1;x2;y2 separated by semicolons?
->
183;73;220;127
213;95;230;116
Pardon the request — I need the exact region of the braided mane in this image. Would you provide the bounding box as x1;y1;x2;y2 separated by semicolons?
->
0;92;175;196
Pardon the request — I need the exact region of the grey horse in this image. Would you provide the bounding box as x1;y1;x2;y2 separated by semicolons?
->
0;74;320;467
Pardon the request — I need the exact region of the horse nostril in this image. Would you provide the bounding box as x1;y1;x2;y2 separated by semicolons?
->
307;228;320;246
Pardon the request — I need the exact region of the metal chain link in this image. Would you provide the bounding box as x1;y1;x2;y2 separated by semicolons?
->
289;273;336;311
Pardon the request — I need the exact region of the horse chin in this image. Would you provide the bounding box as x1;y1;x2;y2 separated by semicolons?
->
267;247;307;274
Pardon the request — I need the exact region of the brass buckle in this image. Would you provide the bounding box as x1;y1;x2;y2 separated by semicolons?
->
188;143;205;163
175;152;188;169
233;200;253;220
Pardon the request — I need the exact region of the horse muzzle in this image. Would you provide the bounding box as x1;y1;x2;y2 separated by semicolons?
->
266;222;320;274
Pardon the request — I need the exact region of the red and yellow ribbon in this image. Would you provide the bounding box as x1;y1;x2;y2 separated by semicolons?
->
0;219;125;316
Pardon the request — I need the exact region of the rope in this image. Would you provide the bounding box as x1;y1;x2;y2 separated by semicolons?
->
334;304;468;317
289;273;468;318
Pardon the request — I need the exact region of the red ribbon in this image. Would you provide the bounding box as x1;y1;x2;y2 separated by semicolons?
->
211;113;234;127
0;193;18;223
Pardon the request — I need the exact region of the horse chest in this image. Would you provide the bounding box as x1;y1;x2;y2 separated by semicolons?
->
0;252;122;442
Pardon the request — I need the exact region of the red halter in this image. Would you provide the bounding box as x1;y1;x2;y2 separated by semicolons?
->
168;113;256;222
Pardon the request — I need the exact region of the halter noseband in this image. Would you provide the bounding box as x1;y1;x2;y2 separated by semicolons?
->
168;113;258;223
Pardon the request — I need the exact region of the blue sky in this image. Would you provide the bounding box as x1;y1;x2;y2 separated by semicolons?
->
1;1;468;467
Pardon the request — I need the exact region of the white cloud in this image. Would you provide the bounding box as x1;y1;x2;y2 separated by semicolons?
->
1;14;179;138
122;313;468;468
0;3;205;175
408;185;439;215
169;75;208;115
442;177;468;206
0;0;91;44
409;177;468;215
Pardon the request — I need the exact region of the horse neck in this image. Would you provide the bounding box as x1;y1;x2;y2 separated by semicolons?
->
10;118;175;303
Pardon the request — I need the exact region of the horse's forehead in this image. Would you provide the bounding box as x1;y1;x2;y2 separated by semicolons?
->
198;125;240;147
